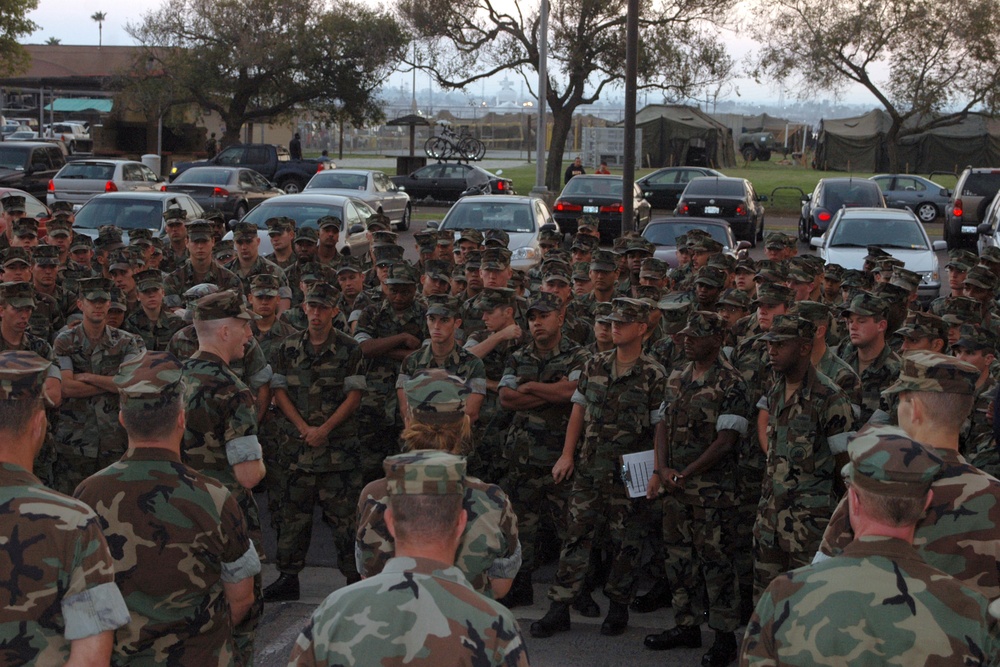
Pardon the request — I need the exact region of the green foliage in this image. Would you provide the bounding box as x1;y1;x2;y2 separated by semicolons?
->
0;0;39;76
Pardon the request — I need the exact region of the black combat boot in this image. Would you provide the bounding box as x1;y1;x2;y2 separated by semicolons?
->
631;578;672;613
599;600;629;636
644;624;702;650
701;630;738;666
529;601;571;638
263;573;300;602
571;591;601;617
499;571;534;608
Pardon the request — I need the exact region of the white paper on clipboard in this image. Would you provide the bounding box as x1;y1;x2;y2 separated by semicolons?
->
621;450;655;498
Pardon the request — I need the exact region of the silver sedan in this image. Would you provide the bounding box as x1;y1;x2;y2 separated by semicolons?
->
305;169;411;231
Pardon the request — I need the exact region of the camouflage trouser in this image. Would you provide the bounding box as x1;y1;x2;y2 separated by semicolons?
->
752;503;829;601
358;422;401;486
50;448;123;496
548;463;646;605
260;412;287;531
233;487;263;667
469;404;511;481
735;461;764;598
662;496;740;632
276;466;364;578
634;494;666;582
504;459;571;572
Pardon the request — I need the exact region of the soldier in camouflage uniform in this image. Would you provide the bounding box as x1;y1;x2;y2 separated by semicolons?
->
163;220;243;309
838;293;901;424
952;325;999;475
819;352;1000;601
159;206;190;274
75;351;261;667
52;277;144;495
644;312;750;665
1;247;65;341
263;216;297;269
295;449;529;667
263;282;366;602
743;425;999;666
753;315;854;599
531;298;667;638
122;269;185;351
249;273;300;362
31;243;74;321
356;371;520;599
227;221;291;306
0;350;130;665
180;290;266;666
788;300;862;416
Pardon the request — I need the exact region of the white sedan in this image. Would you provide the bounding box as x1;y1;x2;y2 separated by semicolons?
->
810;207;946;303
304;169;411;231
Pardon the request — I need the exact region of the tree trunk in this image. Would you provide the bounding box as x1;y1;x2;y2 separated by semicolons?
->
221;121;242;148
546;106;575;192
885;120;902;174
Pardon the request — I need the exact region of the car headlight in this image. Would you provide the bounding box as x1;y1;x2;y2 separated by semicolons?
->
511;246;537;261
919;270;938;285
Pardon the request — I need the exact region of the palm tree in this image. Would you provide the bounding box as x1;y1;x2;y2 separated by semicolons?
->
45;37;61;45
91;11;106;48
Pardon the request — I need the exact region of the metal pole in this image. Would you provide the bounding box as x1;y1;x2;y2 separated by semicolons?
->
531;0;549;196
621;0;639;234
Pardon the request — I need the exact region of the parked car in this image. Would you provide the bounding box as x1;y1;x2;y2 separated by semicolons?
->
230;193;373;257
636;166;725;210
810;207;945;302
5;130;38;141
42;122;91;154
390;163;513;203
552;174;651;240
0;188;49;222
641;217;749;268
944;167;1000;251
162;166;283;221
305;169;411;231
430;195;556;270
674;176;765;246
73;192;204;244
170;143;334;195
0;142;66;201
48;159;162;208
974;194;1000;255
799;177;885;241
869;174;950;223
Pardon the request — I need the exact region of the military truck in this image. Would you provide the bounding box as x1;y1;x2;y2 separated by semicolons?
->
738;132;778;162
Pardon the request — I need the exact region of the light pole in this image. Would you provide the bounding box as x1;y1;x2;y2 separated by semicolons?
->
621;0;639;234
531;0;549;198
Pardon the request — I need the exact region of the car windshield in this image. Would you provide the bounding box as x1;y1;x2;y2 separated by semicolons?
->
57;163;115;180
307;173;368;190
829;216;929;249
683;179;744;197
74;199;166;230
823;183;882;209
173;168;233;186
441;202;535;233
562;178;621;196
0;146;30;171
243;203;345;229
643;222;730;248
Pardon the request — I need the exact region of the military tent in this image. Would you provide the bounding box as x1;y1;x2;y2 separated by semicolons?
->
634;105;736;168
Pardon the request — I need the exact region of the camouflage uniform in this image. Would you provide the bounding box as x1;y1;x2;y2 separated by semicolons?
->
169;325;273;391
123;307;186;352
225;255;290;299
660;328;750;635
52;314;144;495
270;320;366;579
839;341;901;424
163;260;243;309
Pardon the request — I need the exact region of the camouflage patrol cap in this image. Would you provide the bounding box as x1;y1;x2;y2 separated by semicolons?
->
402;369;470;427
761;314;817;341
865;246;891;262
883;351;978;396
545;249;572;265
185;220;213;242
788;300;831;324
304;281;339;307
734;257;757;274
0;281;35;308
717;288;750;310
688;236;723;254
384;262;418;285
841;292;888;320
423;259;452;282
693;266;726;288
458;228;485;245
786;265;812;284
335;256;364;275
416;236;437;255
108;249;138;272
611;236;629;254
964;265;998;290
183;283;220;305
590;249;618;272
895;311;947;341
542;261;572;285
109;287;127;311
945;249;978;272
823;263;846;281
706;253;736;273
538;228;562;245
572;262;591;281
939;296;981;325
464;250;482;270
192;289;258;321
134;269;163;292
874;256;904;274
675;233;688;250
46;218;73;237
385;449;467;496
96;225;124;250
606;297;650;324
70;233;93;252
635;285;662;308
32;244;59;266
685;228;711;241
2;247;30;267
639;257;668;279
754;262;788;284
594;301;614;322
366;216;389;232
954;324;997;354
527;291;563;314
201;208;225;224
425;294;461;317
413;229;436;245
317;215;342;231
578;215;600;236
679;311;725;338
980;246;1000;267
436;229;455;246
373;244;404;266
0;350;49;401
1;195;25;213
480;247;512;271
265;216;293;234
571;234;599;251
372;230;399;246
114;350;184;409
294;226;318;243
50;200;73;214
510;269;528;290
624;237;655;256
483;229;510;248
231;221;259;240
298;262;332;284
162;206;187;222
764;231;793;249
840;269;871;289
128;228;153;247
844;425;942;498
479;287;515;311
451;266;468;283
78;277;113;301
212;239;235;261
890;268;921;293
251;273;282;297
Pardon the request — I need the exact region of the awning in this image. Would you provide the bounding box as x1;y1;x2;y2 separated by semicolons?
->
42;98;113;113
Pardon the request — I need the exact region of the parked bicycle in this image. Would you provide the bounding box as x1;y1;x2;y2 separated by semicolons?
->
424;124;486;161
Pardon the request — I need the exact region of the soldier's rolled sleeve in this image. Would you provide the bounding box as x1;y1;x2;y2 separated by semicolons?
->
571;388;588;406
249;363;273;390
222;543;262;583
567;369;582;381
756;395;769;411
348;309;364;324
62;582;130;640
717;414;749;434
226;435;263;464
498;373;518;390
828;431;851;454
57;355;73;372
866;407;888;425
650;409;662;425
395;372;411;389
488;539;522;580
46;362;61;381
468;377;487;395
354;331;372;343
271;372;288;389
345;374;366;393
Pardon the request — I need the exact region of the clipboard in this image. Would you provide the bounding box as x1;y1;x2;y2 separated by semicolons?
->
620;449;655;498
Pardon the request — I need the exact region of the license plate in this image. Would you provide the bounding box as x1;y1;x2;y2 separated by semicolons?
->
583;206;599;213
961;225;977;234
704;206;720;214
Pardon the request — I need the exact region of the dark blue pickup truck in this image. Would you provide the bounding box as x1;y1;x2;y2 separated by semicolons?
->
169;143;334;194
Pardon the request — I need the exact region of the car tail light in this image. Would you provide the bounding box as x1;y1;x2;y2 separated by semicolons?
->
736;204;746;216
600;203;624;213
497;181;506;191
679;203;689;214
160;185;167;192
953;199;963;217
212;187;229;197
47;179;54;192
817;210;832;222
104;181;118;192
554;200;582;212
316;163;325;173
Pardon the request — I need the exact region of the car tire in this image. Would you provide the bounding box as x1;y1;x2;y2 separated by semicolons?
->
397;204;411;231
233;203;248;221
944;223;958;251
279;178;304;194
759;150;771;161
977;195;995;223
798;217;809;242
742;147;757;162
915;202;937;223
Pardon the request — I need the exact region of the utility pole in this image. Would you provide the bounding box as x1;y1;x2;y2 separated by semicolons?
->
531;0;549;199
621;0;639;234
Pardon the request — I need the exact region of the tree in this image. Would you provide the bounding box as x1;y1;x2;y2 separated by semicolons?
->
45;37;60;45
91;11;106;49
401;0;734;191
0;0;39;75
751;0;1000;172
126;0;407;146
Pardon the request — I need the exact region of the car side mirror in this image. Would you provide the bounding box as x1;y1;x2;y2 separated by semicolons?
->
803;193;812;202
495;169;504;176
736;240;751;251
227;219;239;231
809;237;823;248
932;240;947;251
540;223;557;232
758;194;768;202
941;188;951;197
978;222;992;235
349;224;364;235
